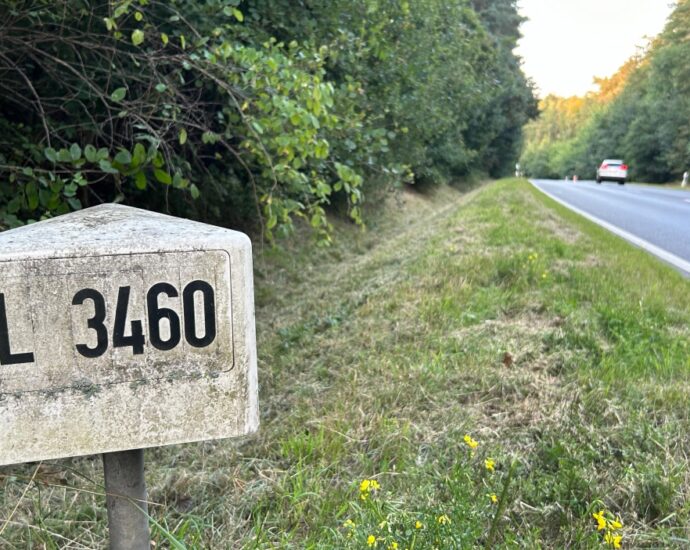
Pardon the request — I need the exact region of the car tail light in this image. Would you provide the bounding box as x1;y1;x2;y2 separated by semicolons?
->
600;163;608;169
621;164;628;170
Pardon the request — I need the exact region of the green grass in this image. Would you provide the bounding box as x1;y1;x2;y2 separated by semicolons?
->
2;179;690;548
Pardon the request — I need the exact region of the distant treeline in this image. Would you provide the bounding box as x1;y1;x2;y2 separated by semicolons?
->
0;0;535;238
521;0;690;183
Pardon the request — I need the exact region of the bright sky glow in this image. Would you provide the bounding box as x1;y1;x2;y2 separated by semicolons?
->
516;0;675;98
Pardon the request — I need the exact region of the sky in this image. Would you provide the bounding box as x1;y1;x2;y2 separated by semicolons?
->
516;0;675;98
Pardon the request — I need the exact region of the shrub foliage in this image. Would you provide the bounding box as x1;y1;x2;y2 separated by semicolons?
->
0;0;534;235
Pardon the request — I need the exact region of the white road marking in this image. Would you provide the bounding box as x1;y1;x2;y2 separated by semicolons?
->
531;180;690;276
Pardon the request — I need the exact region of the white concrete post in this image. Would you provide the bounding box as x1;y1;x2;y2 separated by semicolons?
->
0;204;259;547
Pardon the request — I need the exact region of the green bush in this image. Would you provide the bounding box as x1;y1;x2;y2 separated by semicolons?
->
0;0;535;236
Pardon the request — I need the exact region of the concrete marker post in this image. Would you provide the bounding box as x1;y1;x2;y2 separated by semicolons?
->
0;204;259;547
103;449;150;550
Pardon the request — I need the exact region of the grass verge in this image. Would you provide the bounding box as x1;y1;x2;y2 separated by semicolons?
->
2;179;690;548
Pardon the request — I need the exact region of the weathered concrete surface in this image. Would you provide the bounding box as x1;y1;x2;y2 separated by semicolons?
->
0;204;258;465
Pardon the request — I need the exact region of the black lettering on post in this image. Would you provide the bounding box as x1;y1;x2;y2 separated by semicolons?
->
72;288;109;358
183;280;217;348
113;286;145;355
0;293;35;365
147;283;181;351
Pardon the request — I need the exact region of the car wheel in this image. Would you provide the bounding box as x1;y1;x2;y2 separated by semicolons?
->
618;180;625;185
596;178;601;184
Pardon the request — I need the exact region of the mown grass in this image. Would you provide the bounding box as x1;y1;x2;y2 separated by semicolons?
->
2;178;690;548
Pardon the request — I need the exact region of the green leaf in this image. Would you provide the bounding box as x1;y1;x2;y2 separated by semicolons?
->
57;149;72;163
74;172;88;187
154;169;172;185
114;150;132;165
50;179;64;193
155;83;167;93
44;147;57;162
25;182;39;210
113;3;128;18
161;33;169;46
131;29;145;46
134;11;143;22
99;159;120;174
67;198;82;211
134;171;147;190
232;8;244;22
132;143;146;166
84;144;98;162
179;128;188;145
97;148;110;160
315;141;329;159
201;131;220;144
63;182;78;197
70;143;82;161
39;189;54;209
7;196;21;214
110;87;127;102
190;183;200;199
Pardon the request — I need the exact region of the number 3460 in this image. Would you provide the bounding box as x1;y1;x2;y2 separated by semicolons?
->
72;280;217;358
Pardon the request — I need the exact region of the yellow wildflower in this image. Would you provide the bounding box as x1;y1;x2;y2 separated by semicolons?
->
367;534;377;547
592;510;607;531
485;458;495;472
436;514;451;525
415;520;423;529
359;479;381;501
604;532;622;548
489;493;498;504
463;434;479;449
609;518;623;530
343;519;356;529
388;543;398;550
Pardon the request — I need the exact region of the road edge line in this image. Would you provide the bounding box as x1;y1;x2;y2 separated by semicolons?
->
529;180;690;276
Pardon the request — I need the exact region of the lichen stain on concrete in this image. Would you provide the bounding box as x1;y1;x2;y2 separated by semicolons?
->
71;379;100;398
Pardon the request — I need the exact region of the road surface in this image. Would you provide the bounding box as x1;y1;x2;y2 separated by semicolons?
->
531;179;690;277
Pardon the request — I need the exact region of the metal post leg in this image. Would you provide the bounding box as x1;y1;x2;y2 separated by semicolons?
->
103;449;151;550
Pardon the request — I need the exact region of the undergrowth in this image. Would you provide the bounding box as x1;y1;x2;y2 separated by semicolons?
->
1;180;690;548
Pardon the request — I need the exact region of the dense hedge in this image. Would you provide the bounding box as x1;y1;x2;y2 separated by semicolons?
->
0;0;535;237
520;0;690;183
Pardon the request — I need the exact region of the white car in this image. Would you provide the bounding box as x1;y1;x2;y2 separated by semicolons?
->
596;159;628;184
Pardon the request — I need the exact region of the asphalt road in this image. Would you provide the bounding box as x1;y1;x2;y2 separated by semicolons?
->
531;179;690;276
